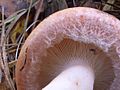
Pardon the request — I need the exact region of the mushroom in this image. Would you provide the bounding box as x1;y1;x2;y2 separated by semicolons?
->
16;7;120;90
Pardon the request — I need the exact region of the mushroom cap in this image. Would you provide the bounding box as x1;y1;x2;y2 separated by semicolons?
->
16;7;120;90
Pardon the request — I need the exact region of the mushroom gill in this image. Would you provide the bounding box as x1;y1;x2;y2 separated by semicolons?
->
16;7;120;90
41;39;114;90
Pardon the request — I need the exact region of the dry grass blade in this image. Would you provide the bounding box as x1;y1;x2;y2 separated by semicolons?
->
23;0;33;33
0;9;27;27
103;0;115;10
15;20;39;60
57;0;68;9
6;10;27;38
73;0;77;6
32;0;44;29
15;0;33;59
0;6;15;90
8;60;17;68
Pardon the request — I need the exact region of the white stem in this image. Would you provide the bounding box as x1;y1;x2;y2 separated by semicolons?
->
42;66;95;90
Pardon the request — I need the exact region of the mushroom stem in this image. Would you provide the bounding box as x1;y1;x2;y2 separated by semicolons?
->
42;66;95;90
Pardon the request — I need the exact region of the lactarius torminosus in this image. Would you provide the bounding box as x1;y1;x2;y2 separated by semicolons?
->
16;7;120;90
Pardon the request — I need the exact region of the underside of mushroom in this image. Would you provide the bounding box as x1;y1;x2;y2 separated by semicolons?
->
16;7;120;90
41;39;114;90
